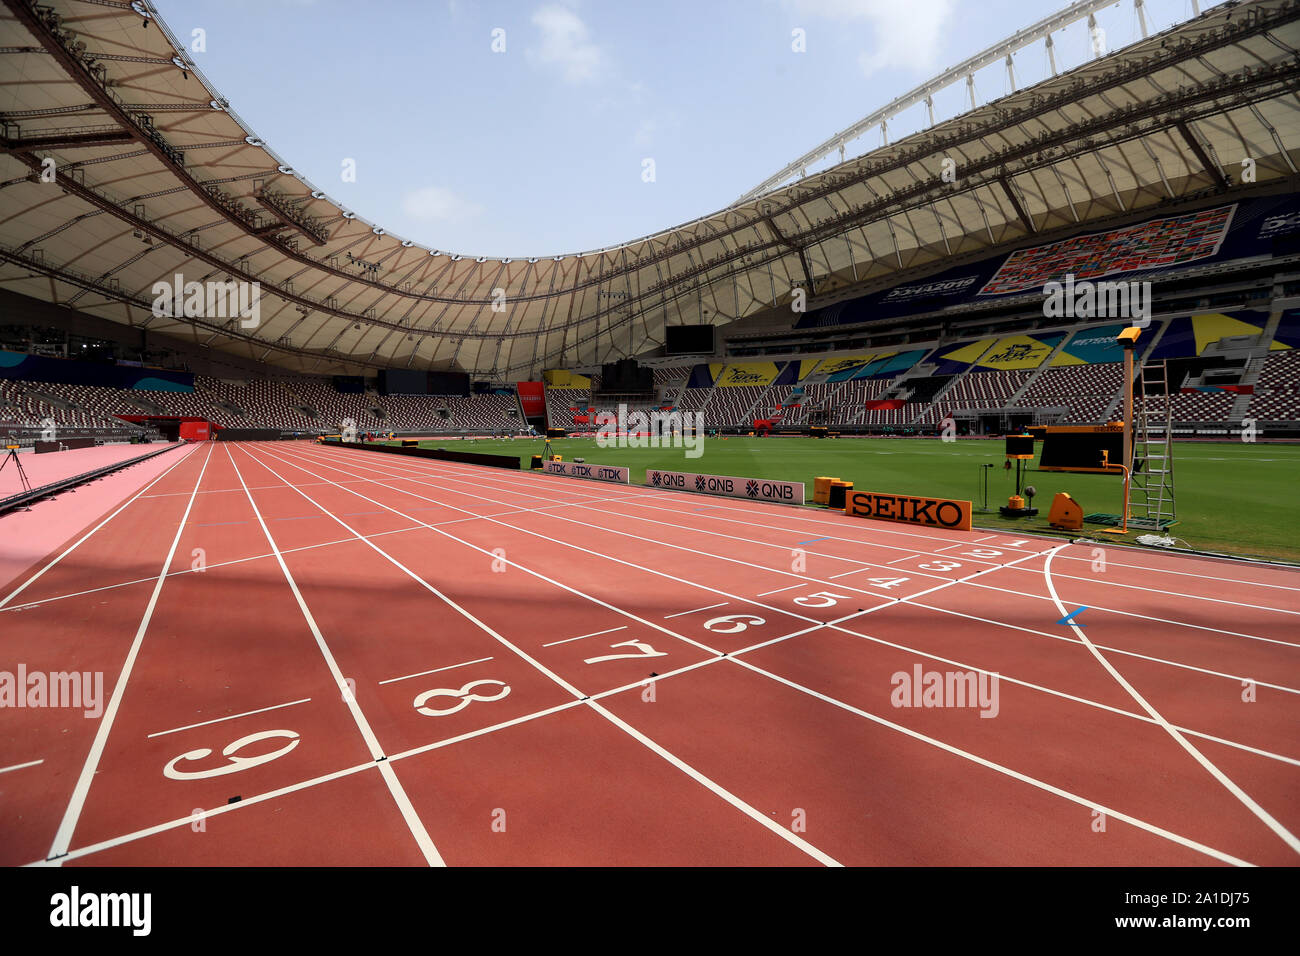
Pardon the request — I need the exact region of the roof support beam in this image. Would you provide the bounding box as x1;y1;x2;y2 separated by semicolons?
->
1176;121;1229;189
998;176;1035;234
763;217;815;295
0;130;133;152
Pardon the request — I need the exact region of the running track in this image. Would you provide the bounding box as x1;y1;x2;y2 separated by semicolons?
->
1;441;1297;866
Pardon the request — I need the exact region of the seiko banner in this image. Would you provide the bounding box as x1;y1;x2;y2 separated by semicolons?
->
646;469;805;505
543;461;630;483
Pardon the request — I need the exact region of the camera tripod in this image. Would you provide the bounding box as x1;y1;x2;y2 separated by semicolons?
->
0;444;32;494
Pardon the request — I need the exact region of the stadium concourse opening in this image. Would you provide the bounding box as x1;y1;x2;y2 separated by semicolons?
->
0;0;1296;935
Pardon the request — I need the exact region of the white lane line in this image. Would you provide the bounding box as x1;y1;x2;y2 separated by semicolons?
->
301;444;1289;663
146;697;313;738
543;626;627;648
308;445;1300;770
586;697;842;866
664;602;728;619
46;442;214;862
1041;543;1300;858
250;445;843;866
962;579;1299;650
729;657;1253;867
1008;563;1300;617
347;448;1299;596
379;656;495;685
33;759;378;866
226;445;445;867
757;583;805;596
829;567;867;579
0;759;44;776
0;443;196;610
900;599;1300;697
282;447;1300;801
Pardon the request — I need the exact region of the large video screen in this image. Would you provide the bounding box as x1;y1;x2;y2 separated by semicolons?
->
378;368;428;395
665;324;714;355
427;370;470;396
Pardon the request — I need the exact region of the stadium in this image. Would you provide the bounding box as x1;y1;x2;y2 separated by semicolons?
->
0;0;1297;891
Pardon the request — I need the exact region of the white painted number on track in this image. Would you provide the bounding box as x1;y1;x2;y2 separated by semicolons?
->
918;560;963;572
703;614;767;634
163;729;300;781
413;680;511;716
867;577;909;589
793;591;850;608
959;548;1003;559
584;640;668;665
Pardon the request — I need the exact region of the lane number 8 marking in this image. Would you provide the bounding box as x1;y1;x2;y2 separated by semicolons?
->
414;679;511;716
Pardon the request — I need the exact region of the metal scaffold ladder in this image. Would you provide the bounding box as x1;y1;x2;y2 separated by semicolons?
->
1129;360;1177;530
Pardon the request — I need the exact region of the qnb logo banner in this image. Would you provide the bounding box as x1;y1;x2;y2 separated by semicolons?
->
543;461;629;484
846;490;972;531
646;469;805;505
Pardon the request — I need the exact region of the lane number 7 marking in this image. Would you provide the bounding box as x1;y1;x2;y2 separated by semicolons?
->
584;640;669;665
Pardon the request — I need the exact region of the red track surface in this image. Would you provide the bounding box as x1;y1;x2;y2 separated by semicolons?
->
1;441;1296;866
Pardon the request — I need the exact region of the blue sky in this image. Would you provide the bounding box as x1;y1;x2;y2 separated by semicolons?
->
162;0;1217;258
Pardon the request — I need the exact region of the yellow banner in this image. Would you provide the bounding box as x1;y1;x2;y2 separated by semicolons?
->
716;362;779;387
977;335;1056;369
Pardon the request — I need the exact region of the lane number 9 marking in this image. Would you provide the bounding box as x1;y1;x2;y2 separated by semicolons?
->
164;729;300;781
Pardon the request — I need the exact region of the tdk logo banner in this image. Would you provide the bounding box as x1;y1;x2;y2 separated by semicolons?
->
646;470;805;505
543;461;630;484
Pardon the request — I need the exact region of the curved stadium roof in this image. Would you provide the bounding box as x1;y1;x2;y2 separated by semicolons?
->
0;0;1297;379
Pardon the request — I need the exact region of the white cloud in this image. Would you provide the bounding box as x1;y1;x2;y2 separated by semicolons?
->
529;4;605;85
400;186;482;223
791;0;954;76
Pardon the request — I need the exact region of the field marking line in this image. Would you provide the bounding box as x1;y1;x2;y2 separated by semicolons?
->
0;443;198;610
327;444;1300;592
898;598;1300;697
226;445;445;867
543;627;626;648
370;452;1300;644
298;445;1298;676
0;502;610;616
586;698;843;867
45;442;214;862
378;656;497;685
664;602;728;619
292;445;1300;767
757;584;805;596
727;657;1255;867
244;444;842;866
280;446;1300;848
146;696;313;738
246;445;725;663
0;759;44;776
1040;543;1300;858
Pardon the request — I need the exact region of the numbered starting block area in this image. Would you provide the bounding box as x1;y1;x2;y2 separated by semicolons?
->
1;440;1295;868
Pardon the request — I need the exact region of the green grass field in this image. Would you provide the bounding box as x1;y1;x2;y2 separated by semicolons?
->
382;435;1300;564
